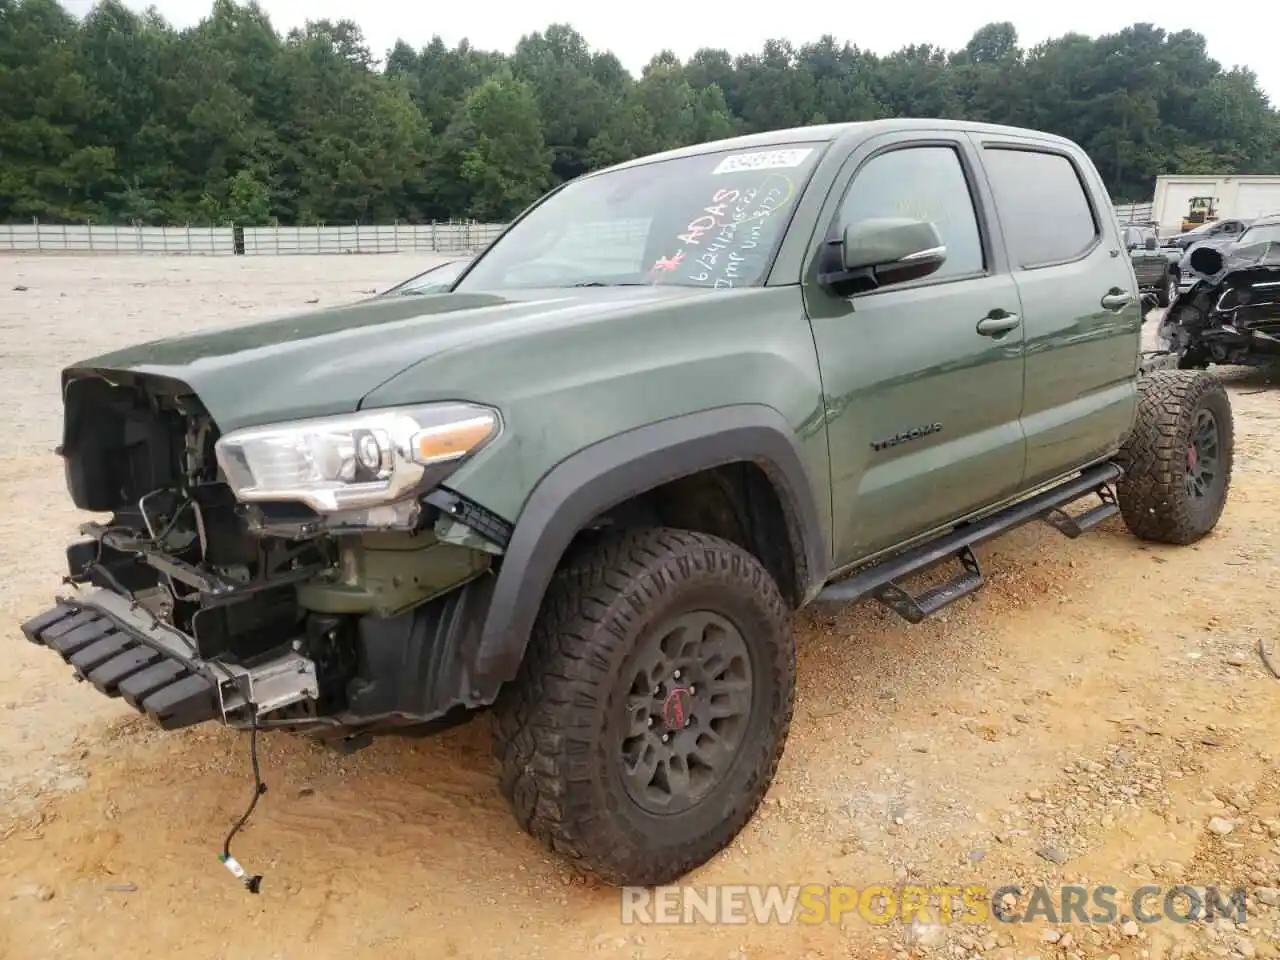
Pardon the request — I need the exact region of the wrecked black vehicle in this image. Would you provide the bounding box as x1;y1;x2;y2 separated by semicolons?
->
1154;216;1280;370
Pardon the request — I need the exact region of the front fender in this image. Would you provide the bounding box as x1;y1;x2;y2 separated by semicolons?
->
467;405;830;697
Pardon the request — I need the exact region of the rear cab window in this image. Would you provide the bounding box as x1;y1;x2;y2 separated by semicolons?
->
1125;226;1155;248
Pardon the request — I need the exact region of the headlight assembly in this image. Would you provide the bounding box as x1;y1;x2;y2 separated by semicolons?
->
213;402;501;516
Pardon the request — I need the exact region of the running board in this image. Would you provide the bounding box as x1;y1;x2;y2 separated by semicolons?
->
873;545;985;624
815;462;1122;622
1041;484;1118;538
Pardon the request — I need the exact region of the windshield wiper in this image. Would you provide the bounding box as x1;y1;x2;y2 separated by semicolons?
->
570;281;649;287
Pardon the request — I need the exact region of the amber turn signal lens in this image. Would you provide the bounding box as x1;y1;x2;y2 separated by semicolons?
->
410;415;497;465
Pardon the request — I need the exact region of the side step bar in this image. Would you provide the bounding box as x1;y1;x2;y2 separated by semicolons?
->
815;462;1122;623
1041;483;1118;539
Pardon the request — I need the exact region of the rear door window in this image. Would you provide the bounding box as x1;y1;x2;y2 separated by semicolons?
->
981;147;1100;268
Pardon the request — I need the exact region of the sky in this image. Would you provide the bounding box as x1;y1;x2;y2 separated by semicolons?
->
60;0;1279;107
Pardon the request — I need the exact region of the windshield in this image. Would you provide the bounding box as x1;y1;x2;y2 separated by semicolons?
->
1237;223;1280;246
454;143;826;291
1168;222;1214;243
383;259;468;296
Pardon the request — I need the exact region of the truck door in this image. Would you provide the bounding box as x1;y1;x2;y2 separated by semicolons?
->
800;131;1028;567
1125;227;1162;287
969;134;1142;490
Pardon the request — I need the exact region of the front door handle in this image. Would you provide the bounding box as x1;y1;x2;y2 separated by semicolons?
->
1101;290;1133;311
976;311;1021;337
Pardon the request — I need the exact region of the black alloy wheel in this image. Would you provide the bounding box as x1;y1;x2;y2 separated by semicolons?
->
618;610;754;816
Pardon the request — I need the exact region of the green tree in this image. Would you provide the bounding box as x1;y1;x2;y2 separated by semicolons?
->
433;73;552;221
1;2;1278;223
277;20;431;222
511;24;613;182
0;0;116;220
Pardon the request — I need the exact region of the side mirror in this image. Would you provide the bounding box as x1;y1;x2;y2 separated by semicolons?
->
1144;236;1158;251
823;218;946;295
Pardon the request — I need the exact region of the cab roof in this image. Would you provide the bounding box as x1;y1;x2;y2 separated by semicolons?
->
598;118;1082;175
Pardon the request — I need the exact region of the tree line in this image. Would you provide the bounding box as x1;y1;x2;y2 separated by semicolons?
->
3;0;1278;226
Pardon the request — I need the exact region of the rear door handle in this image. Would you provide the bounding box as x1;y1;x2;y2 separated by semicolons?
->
1101;290;1133;311
976;312;1021;337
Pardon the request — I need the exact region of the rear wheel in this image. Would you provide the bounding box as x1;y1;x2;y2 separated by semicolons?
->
492;526;795;886
1115;370;1233;544
1157;271;1178;308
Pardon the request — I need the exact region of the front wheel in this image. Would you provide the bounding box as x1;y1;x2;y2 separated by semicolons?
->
492;527;795;886
1115;370;1233;544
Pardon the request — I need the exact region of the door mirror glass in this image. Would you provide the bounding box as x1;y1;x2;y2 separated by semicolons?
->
835;217;946;290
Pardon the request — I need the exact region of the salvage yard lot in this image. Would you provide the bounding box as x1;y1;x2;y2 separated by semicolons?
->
1;254;1279;960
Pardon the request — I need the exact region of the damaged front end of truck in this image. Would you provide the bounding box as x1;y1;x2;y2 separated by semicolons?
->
22;368;510;741
1155;241;1280;369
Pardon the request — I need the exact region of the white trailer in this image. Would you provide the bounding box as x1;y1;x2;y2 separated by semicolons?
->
1152;174;1280;235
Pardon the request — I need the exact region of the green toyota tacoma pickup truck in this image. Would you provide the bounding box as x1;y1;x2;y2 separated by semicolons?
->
23;119;1233;887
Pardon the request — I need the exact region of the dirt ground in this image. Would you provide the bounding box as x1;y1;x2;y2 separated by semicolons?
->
1;253;1278;960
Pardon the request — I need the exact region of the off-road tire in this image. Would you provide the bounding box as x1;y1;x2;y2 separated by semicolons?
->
1115;369;1233;544
491;526;795;886
1157;270;1178;308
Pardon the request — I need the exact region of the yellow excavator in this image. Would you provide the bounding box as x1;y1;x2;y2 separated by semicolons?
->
1180;195;1219;233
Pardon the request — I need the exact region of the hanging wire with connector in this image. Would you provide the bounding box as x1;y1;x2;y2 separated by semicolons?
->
218;697;268;894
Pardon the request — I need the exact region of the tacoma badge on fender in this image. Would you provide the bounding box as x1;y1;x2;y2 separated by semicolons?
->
871;422;944;451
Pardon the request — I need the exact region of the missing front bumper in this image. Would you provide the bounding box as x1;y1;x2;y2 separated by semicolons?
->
21;587;318;730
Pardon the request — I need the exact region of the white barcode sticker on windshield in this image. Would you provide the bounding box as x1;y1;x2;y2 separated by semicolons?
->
712;148;814;175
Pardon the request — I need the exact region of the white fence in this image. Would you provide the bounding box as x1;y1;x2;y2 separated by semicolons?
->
0;222;507;256
1;223;236;255
1113;201;1155;225
6;207;1164;255
240;223;506;255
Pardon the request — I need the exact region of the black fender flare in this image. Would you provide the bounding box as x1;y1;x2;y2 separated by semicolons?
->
470;404;830;696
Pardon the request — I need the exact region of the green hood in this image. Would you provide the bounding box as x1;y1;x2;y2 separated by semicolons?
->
63;286;705;433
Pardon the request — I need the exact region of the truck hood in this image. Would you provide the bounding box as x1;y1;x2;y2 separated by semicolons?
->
1177;238;1233;272
1164;230;1216;249
1184;238;1280;284
63;287;708;433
